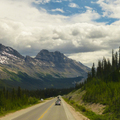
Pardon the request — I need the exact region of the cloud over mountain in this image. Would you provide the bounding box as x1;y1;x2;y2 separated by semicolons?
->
0;0;120;67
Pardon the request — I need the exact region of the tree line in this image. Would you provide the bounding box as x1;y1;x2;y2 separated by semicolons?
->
75;47;120;119
0;86;73;115
90;47;120;82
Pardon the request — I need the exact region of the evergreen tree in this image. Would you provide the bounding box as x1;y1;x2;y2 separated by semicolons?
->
91;63;95;78
12;88;15;100
17;86;22;99
0;91;5;107
115;52;118;69
6;89;9;99
112;49;115;70
119;47;120;69
97;60;102;78
107;58;112;75
103;57;107;75
87;72;92;79
3;87;6;97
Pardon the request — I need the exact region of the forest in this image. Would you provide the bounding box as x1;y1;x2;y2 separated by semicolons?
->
0;86;73;116
76;47;120;119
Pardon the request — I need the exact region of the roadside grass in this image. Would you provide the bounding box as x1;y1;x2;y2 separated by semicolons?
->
0;99;39;117
63;98;113;120
0;98;51;117
0;104;37;117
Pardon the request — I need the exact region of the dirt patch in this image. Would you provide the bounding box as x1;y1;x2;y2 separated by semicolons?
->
84;103;105;115
64;89;106;115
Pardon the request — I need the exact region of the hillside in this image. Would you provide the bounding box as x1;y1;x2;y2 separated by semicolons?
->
64;47;120;120
0;44;90;89
64;89;105;119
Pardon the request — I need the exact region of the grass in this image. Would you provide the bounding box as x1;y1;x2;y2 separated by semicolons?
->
0;103;37;117
63;97;111;120
0;98;51;117
0;100;39;117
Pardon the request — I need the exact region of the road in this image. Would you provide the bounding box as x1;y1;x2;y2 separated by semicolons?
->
0;98;76;120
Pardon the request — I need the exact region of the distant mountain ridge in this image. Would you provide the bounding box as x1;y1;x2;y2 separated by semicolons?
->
0;44;90;89
0;44;24;59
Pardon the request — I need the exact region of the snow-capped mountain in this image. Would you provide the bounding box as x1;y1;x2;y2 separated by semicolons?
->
0;44;24;64
0;44;90;89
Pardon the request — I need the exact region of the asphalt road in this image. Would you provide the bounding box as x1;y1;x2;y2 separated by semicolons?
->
3;98;76;120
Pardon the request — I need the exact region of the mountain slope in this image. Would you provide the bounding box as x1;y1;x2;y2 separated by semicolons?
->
0;44;90;89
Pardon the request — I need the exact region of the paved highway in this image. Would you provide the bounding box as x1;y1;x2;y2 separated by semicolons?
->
1;98;76;120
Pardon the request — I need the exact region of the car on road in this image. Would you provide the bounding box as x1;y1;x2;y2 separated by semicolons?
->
55;100;61;105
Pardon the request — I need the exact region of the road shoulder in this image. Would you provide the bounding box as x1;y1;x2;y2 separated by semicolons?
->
62;99;89;120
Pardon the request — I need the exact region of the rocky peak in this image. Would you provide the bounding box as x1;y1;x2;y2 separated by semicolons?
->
35;49;67;63
54;51;64;56
0;44;6;51
41;49;49;53
25;55;36;63
0;43;24;59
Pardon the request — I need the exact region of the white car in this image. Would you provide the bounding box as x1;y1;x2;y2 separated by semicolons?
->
55;100;61;105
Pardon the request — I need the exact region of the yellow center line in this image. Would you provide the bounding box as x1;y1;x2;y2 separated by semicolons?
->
38;102;54;120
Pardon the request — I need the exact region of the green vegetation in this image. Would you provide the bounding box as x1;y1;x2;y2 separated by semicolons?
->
0;86;73;116
64;47;120;120
82;79;120;119
63;98;106;120
0;86;39;116
0;69;83;89
81;47;120;119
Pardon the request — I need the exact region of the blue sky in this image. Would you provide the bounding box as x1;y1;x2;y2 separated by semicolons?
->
0;0;120;67
32;0;119;24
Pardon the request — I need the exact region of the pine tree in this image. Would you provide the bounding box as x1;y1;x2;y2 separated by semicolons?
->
103;57;107;75
115;52;118;69
87;72;92;79
12;88;15;100
97;60;102;78
107;58;112;74
6;89;9;99
119;47;120;69
92;63;95;78
0;91;5;107
17;86;22;99
3;87;6;97
112;49;115;69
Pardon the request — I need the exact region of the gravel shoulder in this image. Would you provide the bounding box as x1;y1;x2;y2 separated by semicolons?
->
62;99;89;120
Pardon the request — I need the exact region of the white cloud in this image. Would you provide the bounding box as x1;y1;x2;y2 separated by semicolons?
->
34;0;51;4
69;7;101;23
51;8;64;13
0;0;120;67
67;50;112;67
0;0;68;27
26;45;31;48
53;0;62;2
68;3;79;8
96;0;120;18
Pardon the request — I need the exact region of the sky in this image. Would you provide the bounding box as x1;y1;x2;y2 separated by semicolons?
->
0;0;120;67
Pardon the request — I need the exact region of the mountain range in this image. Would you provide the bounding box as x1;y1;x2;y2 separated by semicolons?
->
0;44;90;89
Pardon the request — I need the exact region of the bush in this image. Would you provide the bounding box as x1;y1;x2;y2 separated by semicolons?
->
28;97;38;104
75;104;86;112
70;100;75;105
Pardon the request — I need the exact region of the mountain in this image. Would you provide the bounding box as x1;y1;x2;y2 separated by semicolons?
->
0;44;90;89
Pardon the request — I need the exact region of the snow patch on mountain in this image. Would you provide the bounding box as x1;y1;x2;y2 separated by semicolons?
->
0;55;9;64
2;51;19;60
5;48;13;52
